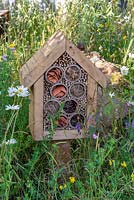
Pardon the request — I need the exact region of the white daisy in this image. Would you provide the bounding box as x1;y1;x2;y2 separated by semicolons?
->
5;138;17;145
5;104;20;110
16;85;29;97
128;101;134;106
0;138;17;146
8;87;17;97
129;53;134;59
124;16;130;23
120;66;129;76
109;92;115;98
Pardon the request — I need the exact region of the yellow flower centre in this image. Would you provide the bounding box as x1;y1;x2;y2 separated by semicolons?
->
18;89;23;93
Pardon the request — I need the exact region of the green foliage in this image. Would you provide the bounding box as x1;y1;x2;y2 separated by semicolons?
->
0;0;134;199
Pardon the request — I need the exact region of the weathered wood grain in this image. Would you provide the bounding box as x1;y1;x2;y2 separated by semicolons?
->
53;140;71;166
33;76;44;140
29;86;34;136
87;77;97;115
20;31;66;88
46;129;87;140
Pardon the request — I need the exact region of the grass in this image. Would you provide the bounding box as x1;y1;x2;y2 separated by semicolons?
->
0;0;134;199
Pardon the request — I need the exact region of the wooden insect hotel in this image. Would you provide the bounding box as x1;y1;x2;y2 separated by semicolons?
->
20;31;107;141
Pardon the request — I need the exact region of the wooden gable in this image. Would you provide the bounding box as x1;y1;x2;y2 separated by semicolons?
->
20;30;107;88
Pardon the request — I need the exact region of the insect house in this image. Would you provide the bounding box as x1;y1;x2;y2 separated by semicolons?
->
20;31;107;141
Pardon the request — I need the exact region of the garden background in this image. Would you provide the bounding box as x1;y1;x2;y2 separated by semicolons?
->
0;0;134;199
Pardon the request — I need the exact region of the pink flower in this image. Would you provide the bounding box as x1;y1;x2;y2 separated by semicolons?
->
93;133;98;139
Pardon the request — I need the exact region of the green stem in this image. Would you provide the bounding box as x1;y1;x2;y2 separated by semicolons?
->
123;38;134;65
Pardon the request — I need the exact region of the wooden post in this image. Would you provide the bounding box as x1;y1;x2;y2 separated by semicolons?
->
53;140;71;167
52;140;71;183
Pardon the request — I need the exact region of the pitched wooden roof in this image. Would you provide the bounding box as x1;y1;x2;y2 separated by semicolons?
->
20;30;107;88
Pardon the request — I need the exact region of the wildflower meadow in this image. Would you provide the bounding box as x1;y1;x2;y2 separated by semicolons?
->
0;0;134;199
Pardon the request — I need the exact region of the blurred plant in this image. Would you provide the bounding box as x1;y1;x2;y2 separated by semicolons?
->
0;0;134;199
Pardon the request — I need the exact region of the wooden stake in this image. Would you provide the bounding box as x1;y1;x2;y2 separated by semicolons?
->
53;140;71;167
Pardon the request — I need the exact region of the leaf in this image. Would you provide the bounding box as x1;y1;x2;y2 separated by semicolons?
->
88;126;96;135
103;103;114;116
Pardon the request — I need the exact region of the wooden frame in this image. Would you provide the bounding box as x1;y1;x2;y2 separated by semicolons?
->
20;30;107;141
